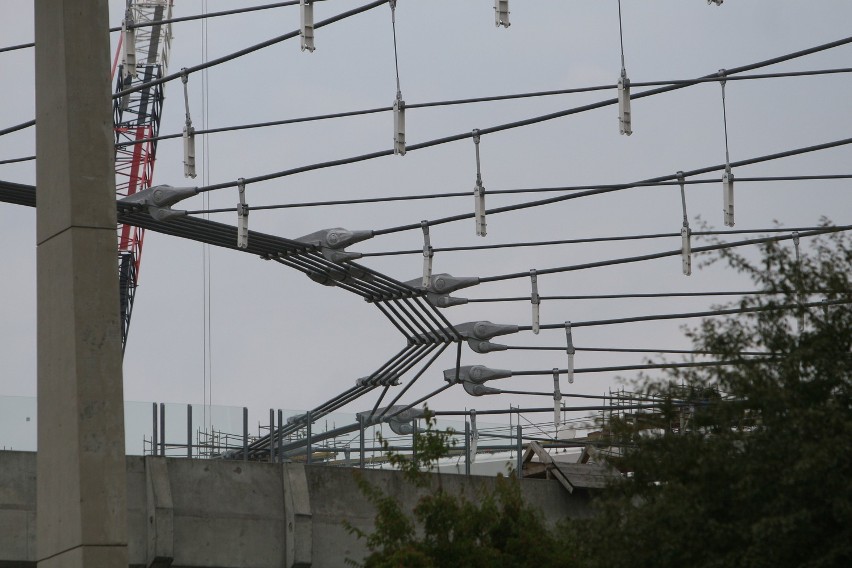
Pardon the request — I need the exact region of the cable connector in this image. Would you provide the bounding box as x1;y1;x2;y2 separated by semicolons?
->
453;321;520;341
300;0;315;52
237;178;249;249
565;321;575;384
419;320;517;345
494;0;510;28
119;184;196;222
472;129;487;237
467;339;509;354
421;221;432;288
444;365;510;397
393;92;406;155
530;269;540;334
677;171;692;276
295;227;374;262
618;68;632;136
405;273;478;309
409;273;481;295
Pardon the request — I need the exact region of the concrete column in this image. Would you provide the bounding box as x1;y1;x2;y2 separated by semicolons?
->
35;1;128;566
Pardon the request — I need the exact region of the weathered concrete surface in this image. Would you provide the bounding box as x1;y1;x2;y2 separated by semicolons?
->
0;452;591;567
35;0;128;565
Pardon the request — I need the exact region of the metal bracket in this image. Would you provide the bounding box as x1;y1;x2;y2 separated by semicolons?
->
393;93;406;155
237;178;249;249
618;68;632;135
530;269;540;334
565;321;575;384
421;221;433;288
494;0;510;28
300;0;315;52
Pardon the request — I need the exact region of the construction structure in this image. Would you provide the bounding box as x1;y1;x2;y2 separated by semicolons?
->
113;0;173;350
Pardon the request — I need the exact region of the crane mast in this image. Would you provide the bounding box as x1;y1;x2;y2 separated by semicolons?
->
113;0;174;352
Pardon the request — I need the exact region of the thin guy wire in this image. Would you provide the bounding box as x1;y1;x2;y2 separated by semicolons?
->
721;72;731;165
617;0;626;71
390;1;401;97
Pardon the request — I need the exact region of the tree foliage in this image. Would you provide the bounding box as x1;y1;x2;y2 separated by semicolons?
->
569;226;852;568
346;412;573;568
347;227;851;568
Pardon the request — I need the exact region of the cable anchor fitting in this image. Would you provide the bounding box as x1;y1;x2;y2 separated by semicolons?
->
677;171;692;276
494;0;510;28
300;0;315;52
237;178;249;249
530;269;540;334
472;129;487;237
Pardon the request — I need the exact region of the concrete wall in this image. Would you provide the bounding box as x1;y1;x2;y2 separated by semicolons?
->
0;451;591;567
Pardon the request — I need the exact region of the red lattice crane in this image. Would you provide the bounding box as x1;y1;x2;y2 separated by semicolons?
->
112;0;174;351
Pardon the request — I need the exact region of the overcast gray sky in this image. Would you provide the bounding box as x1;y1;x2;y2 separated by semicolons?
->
1;1;851;436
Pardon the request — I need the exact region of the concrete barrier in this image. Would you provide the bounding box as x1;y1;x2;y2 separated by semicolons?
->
0;451;592;567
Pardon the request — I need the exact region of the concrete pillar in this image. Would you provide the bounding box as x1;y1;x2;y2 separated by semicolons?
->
35;1;128;566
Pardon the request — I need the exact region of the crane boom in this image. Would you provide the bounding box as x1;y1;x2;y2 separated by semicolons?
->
112;0;174;352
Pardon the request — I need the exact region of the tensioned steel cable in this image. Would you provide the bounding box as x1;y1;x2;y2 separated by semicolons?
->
277;343;440;437
0;120;35;138
0;156;35;165
375;342;452;418
113;0;391;100
467;290;834;303
477;225;852;284
250;343;428;449
0;181;461;351
430;404;687;417
113;67;852;150
512;359;775;377
183;175;852;215
374;137;852;236
192;34;852;193
0;0;326;53
521;298;851;332
360;226;840;257
504;346;777;356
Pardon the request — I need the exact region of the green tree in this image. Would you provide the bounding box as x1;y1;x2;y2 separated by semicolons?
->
346;411;574;568
569;226;852;568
